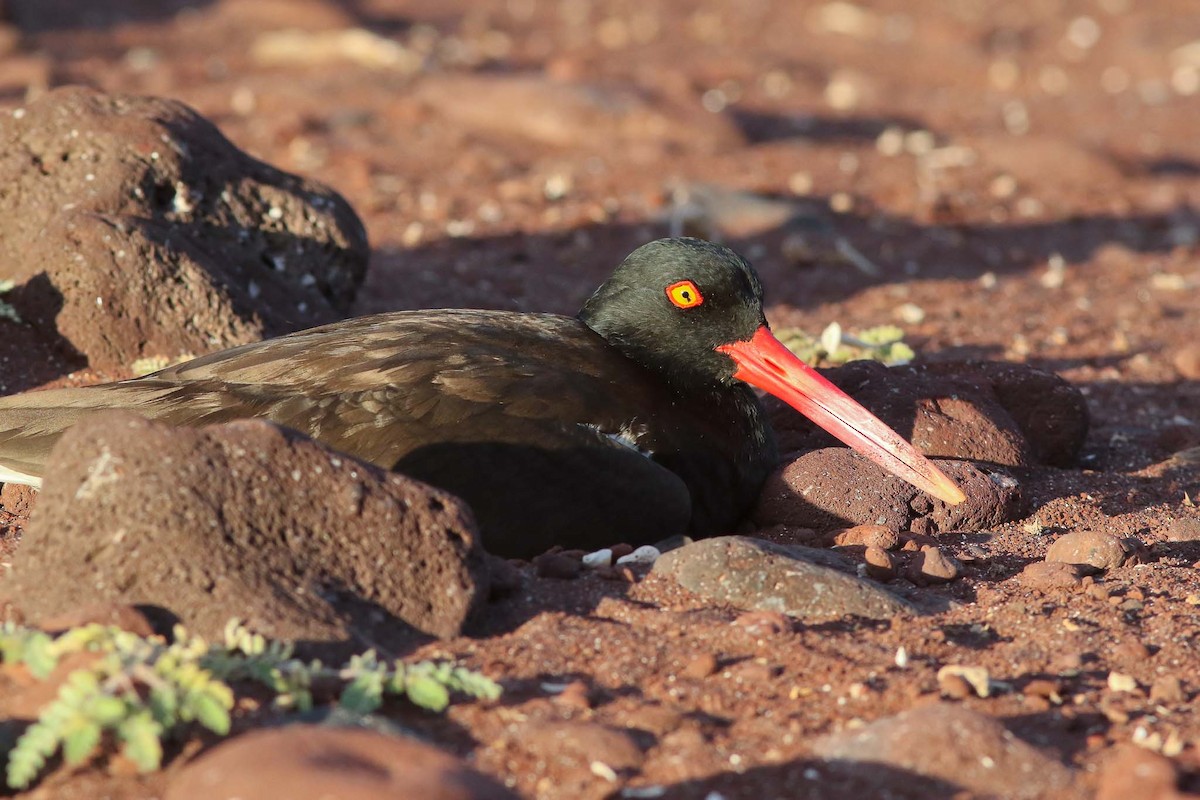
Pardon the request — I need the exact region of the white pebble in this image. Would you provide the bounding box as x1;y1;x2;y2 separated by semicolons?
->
895;302;925;324
582;548;613;569
616;545;661;565
1107;671;1138;693
590;761;618;782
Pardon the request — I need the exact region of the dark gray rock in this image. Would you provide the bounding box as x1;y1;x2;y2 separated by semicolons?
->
652;535;915;621
3;412;488;649
753;448;1023;533
769;360;1089;468
0;86;368;372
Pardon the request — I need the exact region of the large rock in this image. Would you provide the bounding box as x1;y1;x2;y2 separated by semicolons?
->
652;536;915;621
2;412;489;648
753;448;1023;533
811;704;1081;799
770;360;1089;468
166;724;517;800
0;86;368;372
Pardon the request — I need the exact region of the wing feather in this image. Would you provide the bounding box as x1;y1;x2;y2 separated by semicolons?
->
0;310;674;479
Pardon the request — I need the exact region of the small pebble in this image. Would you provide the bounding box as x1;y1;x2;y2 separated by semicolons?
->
617;545;661;565
554;680;592;710
1107;671;1138;693
1023;694;1051;712
939;672;974;700
590;761;619;782
1023;679;1062;703
726;660;775;683
1112;639;1150;665
1053;652;1083;676
1045;530;1126;572
910;546;961;584
489;558;524;598
582;548;614;568
1149;676;1185;704
863;545;896;581
1102;702;1130;725
681;653;719;680
1018;561;1082;592
1173;343;1200;380
610;543;635;559
937;665;991;698
832;524;900;550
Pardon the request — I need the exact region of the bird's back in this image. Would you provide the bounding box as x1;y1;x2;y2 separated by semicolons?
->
0;309;773;548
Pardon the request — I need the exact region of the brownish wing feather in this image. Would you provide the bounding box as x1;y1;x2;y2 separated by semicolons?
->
0;310;676;478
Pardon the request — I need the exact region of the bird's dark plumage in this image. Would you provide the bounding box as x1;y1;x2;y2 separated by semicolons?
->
0;237;965;556
0;239;782;556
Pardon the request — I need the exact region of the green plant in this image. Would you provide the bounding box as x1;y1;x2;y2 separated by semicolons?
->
776;322;915;368
0;620;500;790
130;353;196;377
0;279;19;324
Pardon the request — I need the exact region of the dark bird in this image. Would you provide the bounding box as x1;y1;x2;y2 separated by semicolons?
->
0;238;963;557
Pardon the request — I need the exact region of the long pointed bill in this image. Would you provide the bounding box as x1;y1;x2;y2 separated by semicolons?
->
718;326;966;505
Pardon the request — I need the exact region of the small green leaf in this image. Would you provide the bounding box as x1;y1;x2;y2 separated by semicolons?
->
7;719;59;789
190;693;231;736
452;669;502;701
22;632;58;679
856;324;905;345
148;685;180;726
61;722;102;766
87;695;128;726
340;673;384;715
405;675;450;712
118;712;163;773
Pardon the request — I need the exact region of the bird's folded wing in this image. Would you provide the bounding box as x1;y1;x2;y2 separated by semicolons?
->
0;310;677;480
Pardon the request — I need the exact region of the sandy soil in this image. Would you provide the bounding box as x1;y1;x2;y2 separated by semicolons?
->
0;0;1199;798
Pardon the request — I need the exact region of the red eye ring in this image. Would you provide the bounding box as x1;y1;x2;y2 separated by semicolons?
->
666;280;704;309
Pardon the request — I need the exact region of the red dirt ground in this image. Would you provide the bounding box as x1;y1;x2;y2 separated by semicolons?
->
1;1;1199;798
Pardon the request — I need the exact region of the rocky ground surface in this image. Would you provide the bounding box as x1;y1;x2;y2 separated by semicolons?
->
0;1;1199;798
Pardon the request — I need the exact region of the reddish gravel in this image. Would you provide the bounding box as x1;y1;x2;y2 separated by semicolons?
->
1;1;1199;799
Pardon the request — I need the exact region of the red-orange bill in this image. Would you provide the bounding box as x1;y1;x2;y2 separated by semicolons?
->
717;326;967;506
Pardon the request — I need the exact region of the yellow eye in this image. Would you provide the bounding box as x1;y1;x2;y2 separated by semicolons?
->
666;280;704;309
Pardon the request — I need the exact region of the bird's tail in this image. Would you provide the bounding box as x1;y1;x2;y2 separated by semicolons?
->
0;387;135;487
